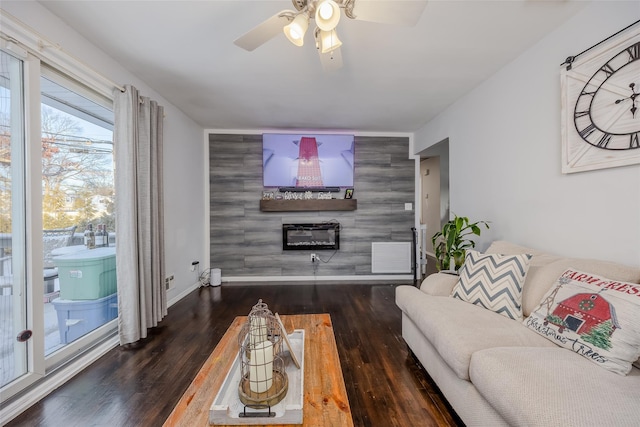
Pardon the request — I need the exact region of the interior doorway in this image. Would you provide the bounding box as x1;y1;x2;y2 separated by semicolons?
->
420;157;441;249
417;138;450;276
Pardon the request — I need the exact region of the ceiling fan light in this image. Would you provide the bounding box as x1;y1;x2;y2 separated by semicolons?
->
318;1;334;19
320;29;342;53
315;0;340;31
284;13;309;46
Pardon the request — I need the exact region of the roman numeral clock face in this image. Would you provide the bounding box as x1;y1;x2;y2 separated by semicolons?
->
562;31;640;173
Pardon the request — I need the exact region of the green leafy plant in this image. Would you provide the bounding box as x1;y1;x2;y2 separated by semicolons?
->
431;214;490;271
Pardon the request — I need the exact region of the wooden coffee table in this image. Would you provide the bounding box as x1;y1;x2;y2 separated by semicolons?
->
164;313;353;426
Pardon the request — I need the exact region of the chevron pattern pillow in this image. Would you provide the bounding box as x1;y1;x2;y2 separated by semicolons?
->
451;250;532;320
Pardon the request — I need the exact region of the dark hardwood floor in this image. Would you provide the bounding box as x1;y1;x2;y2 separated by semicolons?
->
7;280;462;427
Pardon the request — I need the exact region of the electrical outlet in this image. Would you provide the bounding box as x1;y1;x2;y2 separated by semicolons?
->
165;274;175;290
310;253;317;262
190;261;199;272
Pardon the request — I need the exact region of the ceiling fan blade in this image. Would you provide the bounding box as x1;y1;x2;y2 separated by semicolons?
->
319;47;343;72
234;10;293;51
350;0;427;26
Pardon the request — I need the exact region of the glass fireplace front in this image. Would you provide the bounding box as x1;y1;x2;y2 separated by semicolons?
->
282;223;340;251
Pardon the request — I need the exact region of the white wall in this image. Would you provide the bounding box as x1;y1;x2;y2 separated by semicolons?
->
2;2;207;300
414;2;640;268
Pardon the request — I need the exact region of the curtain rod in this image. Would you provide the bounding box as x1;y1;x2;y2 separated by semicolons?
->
45;39;127;93
561;19;640;71
0;11;125;94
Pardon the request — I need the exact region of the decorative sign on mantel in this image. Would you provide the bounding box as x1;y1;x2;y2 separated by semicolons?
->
262;190;333;200
560;22;640;173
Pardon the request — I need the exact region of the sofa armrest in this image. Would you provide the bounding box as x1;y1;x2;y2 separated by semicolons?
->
419;272;459;296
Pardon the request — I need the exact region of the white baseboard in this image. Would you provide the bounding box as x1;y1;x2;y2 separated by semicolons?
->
222;274;413;283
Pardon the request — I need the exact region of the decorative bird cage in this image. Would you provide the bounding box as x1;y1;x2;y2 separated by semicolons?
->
237;300;288;411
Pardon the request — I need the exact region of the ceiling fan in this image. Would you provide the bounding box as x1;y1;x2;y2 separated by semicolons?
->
233;0;427;71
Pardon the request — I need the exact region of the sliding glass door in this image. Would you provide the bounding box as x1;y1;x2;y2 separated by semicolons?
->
0;49;28;387
0;46;116;402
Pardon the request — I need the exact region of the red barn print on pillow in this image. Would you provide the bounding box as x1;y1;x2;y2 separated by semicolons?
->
525;269;640;375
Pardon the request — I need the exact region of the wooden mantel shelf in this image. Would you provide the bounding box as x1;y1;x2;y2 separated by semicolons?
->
260;199;357;212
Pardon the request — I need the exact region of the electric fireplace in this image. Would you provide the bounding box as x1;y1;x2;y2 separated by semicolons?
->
282;223;340;251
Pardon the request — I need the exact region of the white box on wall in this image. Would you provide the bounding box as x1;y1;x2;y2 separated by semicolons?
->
371;242;411;273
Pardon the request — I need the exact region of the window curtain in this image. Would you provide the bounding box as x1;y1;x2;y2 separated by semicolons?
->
113;84;166;345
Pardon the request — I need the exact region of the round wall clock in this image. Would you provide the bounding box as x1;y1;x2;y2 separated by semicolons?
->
574;41;640;150
561;26;640;173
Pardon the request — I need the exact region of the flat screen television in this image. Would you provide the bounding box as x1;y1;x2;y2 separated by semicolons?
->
263;133;354;188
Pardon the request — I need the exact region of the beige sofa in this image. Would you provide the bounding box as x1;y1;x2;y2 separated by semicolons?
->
396;241;640;426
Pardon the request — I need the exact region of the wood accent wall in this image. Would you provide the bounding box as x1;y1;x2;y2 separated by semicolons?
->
209;134;415;277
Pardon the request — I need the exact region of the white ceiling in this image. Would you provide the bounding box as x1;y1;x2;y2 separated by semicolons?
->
38;0;586;132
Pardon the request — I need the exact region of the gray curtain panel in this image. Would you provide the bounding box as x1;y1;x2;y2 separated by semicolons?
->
113;85;166;345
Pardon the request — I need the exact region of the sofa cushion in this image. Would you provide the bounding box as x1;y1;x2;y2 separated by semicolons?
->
451;250;532;320
525;268;640;375
485;240;561;267
470;346;640;426
419;271;459;297
395;285;556;380
485;242;640;318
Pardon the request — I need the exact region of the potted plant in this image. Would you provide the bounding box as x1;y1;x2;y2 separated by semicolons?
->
431;214;490;272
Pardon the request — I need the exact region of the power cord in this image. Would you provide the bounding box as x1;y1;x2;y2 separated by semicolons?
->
317;219;340;264
312;219;341;268
314;250;338;264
